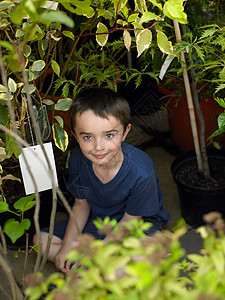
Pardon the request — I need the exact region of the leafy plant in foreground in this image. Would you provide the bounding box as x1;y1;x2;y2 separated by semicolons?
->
25;214;225;300
0;194;36;243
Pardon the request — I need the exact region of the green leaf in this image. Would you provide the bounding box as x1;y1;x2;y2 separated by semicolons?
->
134;0;147;13
140;12;159;23
218;113;225;128
51;60;60;77
136;28;152;57
43;99;55;106
14;194;35;212
171;217;186;232
40;11;74;28
3;218;31;243
54;116;64;127
55;98;72;111
24;45;32;58
52;123;68;152
25;286;43;300
5;133;21;158
193;45;205;62
0;19;10;29
15;28;24;38
113;0;128;14
62;30;75;40
0;202;9;213
11;6;24;25
211;251;225;275
157;30;173;55
163;0;187;24
215;83;225;94
26;70;34;81
128;13;139;23
200;28;217;39
0;85;7;93
21;84;36;94
214;97;225;109
208;126;225;140
123;29;131;51
69;0;95;18
148;0;162;10
96;22;108;47
0;41;15;53
0;146;10;162
0;103;9;125
31;60;45;72
0;1;15;10
212;141;221;149
8;77;17;93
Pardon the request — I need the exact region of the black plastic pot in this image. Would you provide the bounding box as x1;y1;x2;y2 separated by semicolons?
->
171;149;225;227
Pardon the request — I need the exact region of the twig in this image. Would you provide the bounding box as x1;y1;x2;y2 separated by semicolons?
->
0;225;7;259
56;187;80;235
22;233;29;288
39;189;57;271
0;283;12;300
0;253;24;300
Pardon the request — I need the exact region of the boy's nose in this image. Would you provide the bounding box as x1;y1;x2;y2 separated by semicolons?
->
94;138;104;151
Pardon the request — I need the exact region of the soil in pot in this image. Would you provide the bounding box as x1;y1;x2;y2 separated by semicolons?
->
172;149;225;227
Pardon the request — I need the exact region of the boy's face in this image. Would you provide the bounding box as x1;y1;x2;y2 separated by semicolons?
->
73;110;131;167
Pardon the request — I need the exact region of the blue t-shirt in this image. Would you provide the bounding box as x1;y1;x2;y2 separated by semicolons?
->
67;142;169;227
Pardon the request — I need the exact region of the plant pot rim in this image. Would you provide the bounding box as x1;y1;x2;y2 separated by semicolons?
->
171;148;225;192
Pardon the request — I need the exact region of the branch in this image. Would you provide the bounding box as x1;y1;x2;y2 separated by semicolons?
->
0;253;24;300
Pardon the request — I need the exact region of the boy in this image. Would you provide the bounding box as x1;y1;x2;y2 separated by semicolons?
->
34;87;169;273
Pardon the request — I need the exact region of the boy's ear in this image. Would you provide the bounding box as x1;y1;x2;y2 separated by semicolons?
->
122;124;131;141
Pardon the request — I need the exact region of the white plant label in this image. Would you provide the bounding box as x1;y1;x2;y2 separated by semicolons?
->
19;142;58;195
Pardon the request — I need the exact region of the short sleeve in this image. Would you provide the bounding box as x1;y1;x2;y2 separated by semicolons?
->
66;151;90;199
125;174;161;217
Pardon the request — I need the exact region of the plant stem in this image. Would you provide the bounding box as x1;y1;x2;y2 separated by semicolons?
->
173;20;203;172
181;24;210;178
0;253;24;300
61;17;94;77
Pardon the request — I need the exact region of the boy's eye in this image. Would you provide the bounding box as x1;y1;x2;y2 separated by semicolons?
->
105;134;114;139
83;136;93;140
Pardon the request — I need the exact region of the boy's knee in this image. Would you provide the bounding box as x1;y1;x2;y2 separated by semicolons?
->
32;232;49;255
33;233;38;245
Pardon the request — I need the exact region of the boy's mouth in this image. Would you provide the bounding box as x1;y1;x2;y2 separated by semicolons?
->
93;153;107;159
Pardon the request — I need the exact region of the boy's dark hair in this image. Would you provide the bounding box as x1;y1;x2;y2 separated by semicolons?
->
69;87;131;133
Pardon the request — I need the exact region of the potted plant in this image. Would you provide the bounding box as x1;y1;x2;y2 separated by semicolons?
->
169;14;225;226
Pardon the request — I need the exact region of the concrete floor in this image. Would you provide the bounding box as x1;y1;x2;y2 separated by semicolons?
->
0;143;204;299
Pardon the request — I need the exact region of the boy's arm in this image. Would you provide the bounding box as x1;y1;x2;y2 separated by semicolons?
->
55;198;90;273
119;212;142;223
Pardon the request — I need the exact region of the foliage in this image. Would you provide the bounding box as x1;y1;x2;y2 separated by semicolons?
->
208;97;225;147
0;0;189;202
25;218;186;300
0;0;188;156
187;24;225;95
25;214;225;300
0;0;74;153
0;194;35;243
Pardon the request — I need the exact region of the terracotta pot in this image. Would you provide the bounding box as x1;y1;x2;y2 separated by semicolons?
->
158;84;225;151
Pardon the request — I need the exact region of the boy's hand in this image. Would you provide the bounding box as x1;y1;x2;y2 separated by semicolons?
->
55;243;73;273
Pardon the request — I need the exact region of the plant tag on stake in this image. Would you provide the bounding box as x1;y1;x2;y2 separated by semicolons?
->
19;142;58;195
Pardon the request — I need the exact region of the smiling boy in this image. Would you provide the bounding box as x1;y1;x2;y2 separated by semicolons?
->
34;87;169;273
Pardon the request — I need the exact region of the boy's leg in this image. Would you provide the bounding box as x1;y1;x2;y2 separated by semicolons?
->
33;219;68;262
33;231;63;263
